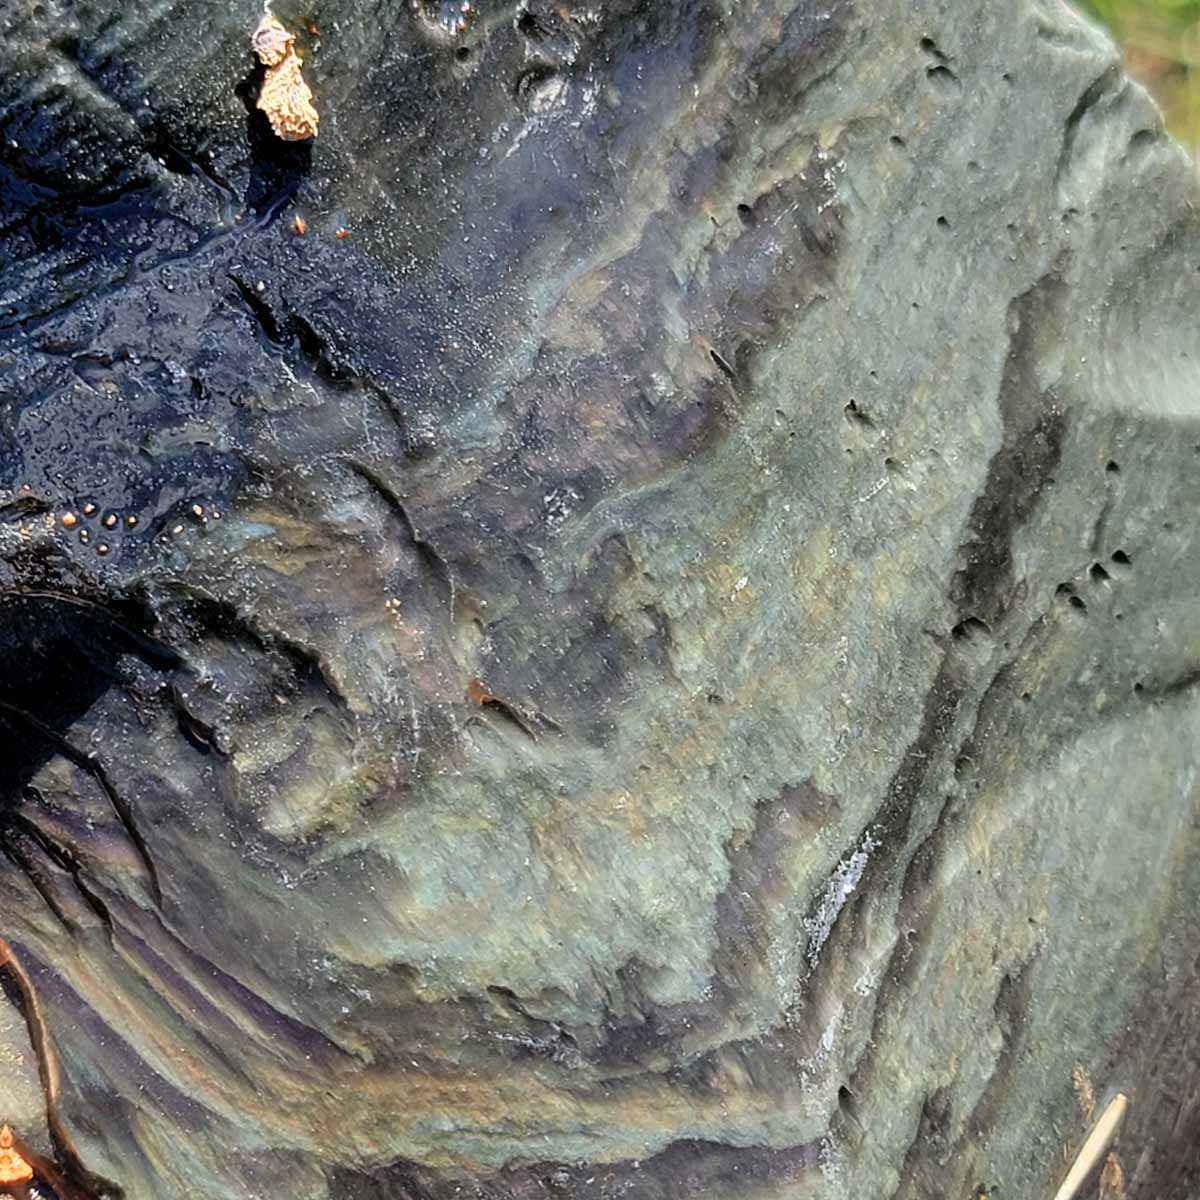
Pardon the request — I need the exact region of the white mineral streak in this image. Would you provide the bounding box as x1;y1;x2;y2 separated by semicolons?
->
803;830;880;967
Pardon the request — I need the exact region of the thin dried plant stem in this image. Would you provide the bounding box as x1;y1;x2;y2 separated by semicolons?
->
1053;1093;1130;1200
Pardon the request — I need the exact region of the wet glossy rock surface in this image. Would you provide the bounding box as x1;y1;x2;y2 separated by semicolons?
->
1;0;1199;1197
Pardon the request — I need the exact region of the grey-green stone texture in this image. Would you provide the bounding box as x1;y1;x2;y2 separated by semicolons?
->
0;0;1197;1197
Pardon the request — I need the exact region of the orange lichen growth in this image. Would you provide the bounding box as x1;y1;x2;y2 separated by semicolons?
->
259;56;320;141
292;213;307;236
252;14;319;142
251;13;293;66
0;1125;33;1185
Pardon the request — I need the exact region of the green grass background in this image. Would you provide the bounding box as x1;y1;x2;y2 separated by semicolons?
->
1076;0;1200;151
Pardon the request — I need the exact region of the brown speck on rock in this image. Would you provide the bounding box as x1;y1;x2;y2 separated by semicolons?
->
82;502;97;515
61;512;77;527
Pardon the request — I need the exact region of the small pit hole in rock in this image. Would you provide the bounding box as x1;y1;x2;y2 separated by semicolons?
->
1111;549;1132;566
1068;595;1086;612
844;399;872;427
709;348;737;383
919;36;949;63
515;64;558;105
1105;459;1120;474
936;215;950;230
926;64;961;92
951;616;990;641
1089;563;1110;584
